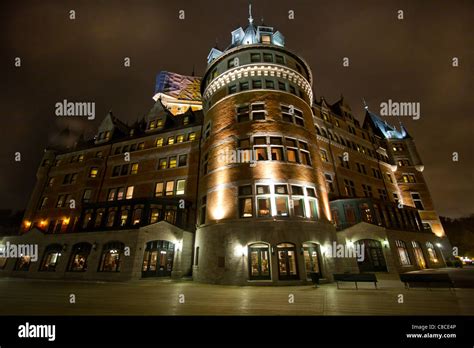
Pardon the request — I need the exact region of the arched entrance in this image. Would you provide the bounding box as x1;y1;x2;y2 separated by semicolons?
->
302;242;322;280
142;240;175;277
355;239;387;272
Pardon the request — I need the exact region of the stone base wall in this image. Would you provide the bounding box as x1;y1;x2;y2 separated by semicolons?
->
193;219;351;285
0;221;193;282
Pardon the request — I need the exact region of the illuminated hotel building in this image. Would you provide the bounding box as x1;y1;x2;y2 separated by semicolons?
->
0;9;450;284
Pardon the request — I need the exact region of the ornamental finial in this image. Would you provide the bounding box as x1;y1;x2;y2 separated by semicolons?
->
248;3;253;24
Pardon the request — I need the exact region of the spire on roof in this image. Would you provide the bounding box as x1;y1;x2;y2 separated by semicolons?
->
362;98;369;110
248;3;253;24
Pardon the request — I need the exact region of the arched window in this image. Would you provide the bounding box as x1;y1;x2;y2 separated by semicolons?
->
248;243;271;280
425;242;439;264
14;256;31;271
68;242;92;272
395;240;411;266
40;244;63;272
277;243;298;280
411;241;427;269
99;242;124;272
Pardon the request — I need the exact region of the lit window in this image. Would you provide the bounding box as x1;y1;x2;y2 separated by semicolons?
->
165;181;174;196
287;148;298;163
107;188;117;201
176;179;186;195
426;242;439;263
99;242;124;272
168;156;177;168
117;187;125;200
155;183;163;197
68;243;92;271
167;137;175;145
120;209;129;226
159;158;167;169
176;135;184;143
320;150;329;162
150;208;160;224
89;167;99;178
395;240;411;266
188;132;196;141
261;35;271;44
238;185;253;218
130;163;139;175
156;138;164;147
126;186;134;199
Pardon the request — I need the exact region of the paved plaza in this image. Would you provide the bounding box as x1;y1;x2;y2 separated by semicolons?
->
0;269;473;316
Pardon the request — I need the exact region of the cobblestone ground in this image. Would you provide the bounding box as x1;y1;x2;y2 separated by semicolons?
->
0;275;473;316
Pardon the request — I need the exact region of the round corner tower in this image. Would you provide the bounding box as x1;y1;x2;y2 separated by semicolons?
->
193;8;339;285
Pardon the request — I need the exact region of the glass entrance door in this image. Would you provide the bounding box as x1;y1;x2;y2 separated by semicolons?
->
142;240;175;277
356;239;387;272
277;243;298;280
248;243;271;280
303;243;321;280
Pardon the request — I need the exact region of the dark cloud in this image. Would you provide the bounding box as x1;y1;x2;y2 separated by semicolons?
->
1;0;473;217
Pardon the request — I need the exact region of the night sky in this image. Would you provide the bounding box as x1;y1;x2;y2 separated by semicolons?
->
1;0;473;217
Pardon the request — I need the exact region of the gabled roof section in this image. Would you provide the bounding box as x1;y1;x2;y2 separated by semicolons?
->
363;109;409;140
145;98;173;122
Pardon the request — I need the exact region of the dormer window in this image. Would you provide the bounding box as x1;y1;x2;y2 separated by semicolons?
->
183;116;189;126
156;119;164;128
261;34;271;44
148;120;156;130
104;131;111;140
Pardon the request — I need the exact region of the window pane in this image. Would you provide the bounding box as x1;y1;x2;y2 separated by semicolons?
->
126;186;134;199
155;182;164;196
275;197;289;216
176;180;186;195
255;148;267;160
271;147;283;161
287;149;298;162
166;181;175;196
239;197;253;218
293;198;305;217
257;198;271;217
256;185;270;194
